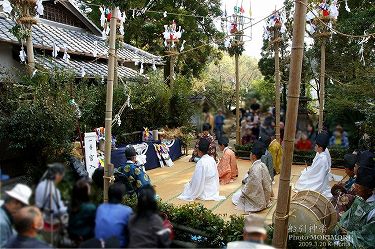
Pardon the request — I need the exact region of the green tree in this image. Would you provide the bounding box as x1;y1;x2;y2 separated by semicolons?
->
88;0;224;77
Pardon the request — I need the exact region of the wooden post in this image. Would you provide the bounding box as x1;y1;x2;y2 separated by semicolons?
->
170;51;175;89
235;52;240;145
274;28;281;142
272;0;307;248
318;38;326;132
103;6;117;203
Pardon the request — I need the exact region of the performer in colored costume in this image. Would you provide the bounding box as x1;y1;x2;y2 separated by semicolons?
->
217;136;238;184
331;153;357;217
190;123;217;162
268;136;282;175
232;143;272;212
294;132;332;199
336;166;375;248
116;146;151;194
178;139;225;201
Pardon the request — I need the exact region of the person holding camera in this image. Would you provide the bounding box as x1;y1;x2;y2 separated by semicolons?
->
35;163;67;246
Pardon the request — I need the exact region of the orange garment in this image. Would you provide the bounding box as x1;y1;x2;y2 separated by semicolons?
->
217;147;238;184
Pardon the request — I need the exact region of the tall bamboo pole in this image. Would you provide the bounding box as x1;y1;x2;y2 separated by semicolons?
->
25;7;35;75
170;53;175;89
318;38;326;132
272;0;307;248
235;52;240;145
103;6;117;203
274;28;281;142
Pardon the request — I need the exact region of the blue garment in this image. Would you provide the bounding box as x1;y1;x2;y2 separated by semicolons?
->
329;135;349;148
214;114;225;127
0;206;15;247
117;162;151;194
344;177;356;191
6;235;52;248
95;203;133;247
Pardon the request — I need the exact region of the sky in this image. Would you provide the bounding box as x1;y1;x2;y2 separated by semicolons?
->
221;0;285;58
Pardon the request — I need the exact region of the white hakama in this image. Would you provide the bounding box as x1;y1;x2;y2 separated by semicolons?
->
178;154;225;201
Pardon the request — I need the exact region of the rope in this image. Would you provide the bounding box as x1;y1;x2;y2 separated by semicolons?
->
274;209;296;220
103;175;116;184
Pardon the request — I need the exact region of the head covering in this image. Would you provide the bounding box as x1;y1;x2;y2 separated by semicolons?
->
343;154;357;169
125;146;137;160
5;184;32;205
315;131;329;148
259;134;271;147
358;150;375;169
202;123;211;132
218;136;229;147
251;141;265;159
355;166;375;189
244;214;267;235
198;138;210;154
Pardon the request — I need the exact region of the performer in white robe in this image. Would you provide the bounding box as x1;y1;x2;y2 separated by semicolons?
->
232;143;272;212
178;139;225;201
295;132;332;199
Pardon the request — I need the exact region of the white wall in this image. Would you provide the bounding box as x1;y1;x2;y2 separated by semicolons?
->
0;42;25;80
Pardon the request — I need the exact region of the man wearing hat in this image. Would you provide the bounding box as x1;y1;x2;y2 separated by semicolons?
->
294;132;332;199
331;154;358;216
336;166;375;248
227;214;274;249
217;136;238;184
116;145;151;195
0;184;32;247
178;139;225;201
232;142;272;212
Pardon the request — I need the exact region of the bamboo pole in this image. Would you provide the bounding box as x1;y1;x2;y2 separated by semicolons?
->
103;6;117;203
170;51;175;89
274;29;281;142
318;38;326;132
25;7;35;75
235;52;240;145
272;0;307;248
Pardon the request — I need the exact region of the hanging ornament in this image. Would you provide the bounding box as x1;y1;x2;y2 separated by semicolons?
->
132;9;135;18
105;25;110;35
307;23;316;34
101;75;105;84
134;60;139;66
19;46;26;63
2;0;12;14
126;94;132;109
152;62;157;71
319;1;330;17
63;45;70;62
92;41;98;57
180;40;186;52
329;1;339;19
358;34;370;66
164;39;168;47
345;0;351;12
35;0;44;16
81;67;86;77
105;8;112;21
139;62;144;74
224;39;231;48
119;11;126;36
99;6;106;27
52;43;60;58
306;10;317;22
175;26;182;39
171;40;175;48
163;11;167;18
329;78;334;85
31;69;37;78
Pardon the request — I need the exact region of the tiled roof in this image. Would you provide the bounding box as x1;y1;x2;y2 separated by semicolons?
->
0;16;164;65
35;54;147;80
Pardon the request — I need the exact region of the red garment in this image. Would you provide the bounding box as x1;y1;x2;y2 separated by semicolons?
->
295;139;312;151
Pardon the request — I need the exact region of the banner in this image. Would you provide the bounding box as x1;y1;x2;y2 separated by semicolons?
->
84;132;99;178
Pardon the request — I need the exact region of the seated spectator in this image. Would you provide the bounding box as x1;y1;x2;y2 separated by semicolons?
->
178;139;225;201
241;127;256;145
0;184;32;247
227;214;273;248
95;183;133;247
68;179;96;244
232;142;272;212
116;146;151;195
128;185;171;248
6;206;51;248
335;167;375;248
329;125;349;148
295;133;312;151
217;136;238;184
190;123;217;162
331;153;357;217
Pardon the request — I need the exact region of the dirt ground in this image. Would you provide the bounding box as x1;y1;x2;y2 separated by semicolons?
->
148;154;346;223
